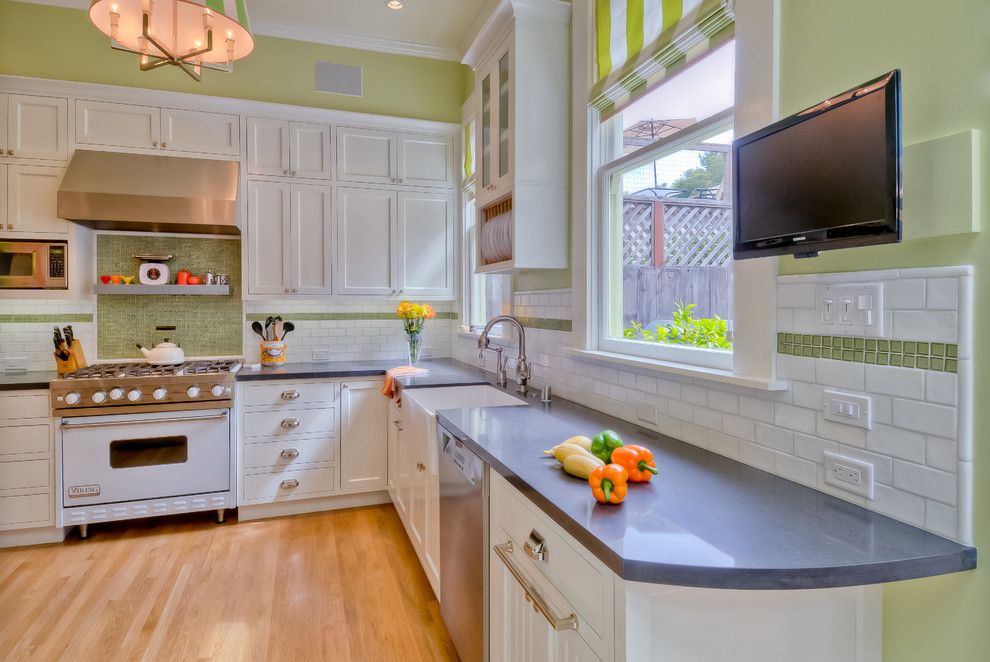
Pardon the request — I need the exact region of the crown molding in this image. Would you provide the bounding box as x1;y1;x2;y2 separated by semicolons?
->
461;0;571;68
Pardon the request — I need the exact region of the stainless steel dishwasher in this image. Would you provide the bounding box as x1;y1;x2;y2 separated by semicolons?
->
439;423;487;662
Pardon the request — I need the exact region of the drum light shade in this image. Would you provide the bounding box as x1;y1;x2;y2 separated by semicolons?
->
89;0;254;81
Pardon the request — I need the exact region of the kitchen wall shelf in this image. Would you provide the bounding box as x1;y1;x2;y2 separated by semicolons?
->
93;284;230;296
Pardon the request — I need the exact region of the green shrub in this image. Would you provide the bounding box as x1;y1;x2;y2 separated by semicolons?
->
623;302;732;350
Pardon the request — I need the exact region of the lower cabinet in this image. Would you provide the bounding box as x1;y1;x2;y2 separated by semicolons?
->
339;380;388;492
0;391;55;533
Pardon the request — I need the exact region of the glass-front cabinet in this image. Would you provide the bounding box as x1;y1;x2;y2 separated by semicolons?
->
476;35;512;207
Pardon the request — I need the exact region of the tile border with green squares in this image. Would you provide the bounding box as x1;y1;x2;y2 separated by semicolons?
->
777;333;958;373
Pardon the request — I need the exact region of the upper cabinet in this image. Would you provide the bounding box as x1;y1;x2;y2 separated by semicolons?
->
469;4;570;272
1;94;69;163
75;100;240;158
397;191;455;298
337;126;453;188
1;165;69;237
246;118;331;180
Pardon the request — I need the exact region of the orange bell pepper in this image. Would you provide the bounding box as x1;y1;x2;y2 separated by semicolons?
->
589;463;629;504
609;445;659;483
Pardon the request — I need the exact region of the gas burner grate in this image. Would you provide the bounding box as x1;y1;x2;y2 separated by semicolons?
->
181;360;242;375
59;359;241;381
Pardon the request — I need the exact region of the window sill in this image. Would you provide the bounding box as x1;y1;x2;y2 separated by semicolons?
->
565;348;789;391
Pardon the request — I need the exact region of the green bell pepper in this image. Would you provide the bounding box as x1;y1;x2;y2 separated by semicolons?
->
590;429;624;462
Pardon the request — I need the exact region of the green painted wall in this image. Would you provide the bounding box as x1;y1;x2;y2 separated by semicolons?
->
777;1;989;659
0;0;466;123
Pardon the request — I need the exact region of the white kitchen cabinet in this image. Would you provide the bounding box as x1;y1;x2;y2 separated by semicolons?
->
338;381;388;492
246;180;333;296
3;94;69;162
247;118;331;179
0;167;6;231
335;186;396;296
2;165;68;236
387;398;403;502
398;133;454;187
337;126;453;187
476;39;513;207
161;108;240;157
0;392;54;535
397;191;455;298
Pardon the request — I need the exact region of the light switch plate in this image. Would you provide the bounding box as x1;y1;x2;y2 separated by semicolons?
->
312;349;332;362
824;451;875;499
817;283;884;337
823;389;872;430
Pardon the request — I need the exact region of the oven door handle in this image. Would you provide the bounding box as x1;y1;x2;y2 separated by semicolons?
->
60;411;228;429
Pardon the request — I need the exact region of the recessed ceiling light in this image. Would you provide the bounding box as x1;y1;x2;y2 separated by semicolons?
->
386;0;404;9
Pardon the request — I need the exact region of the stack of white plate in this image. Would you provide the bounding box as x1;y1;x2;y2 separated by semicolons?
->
480;211;513;264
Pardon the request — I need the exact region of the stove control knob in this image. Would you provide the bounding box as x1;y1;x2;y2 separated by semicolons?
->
91;391;107;404
210;384;226;397
186;385;201;398
127;388;142;402
64;391;81;405
152;387;168;401
109;387;124;401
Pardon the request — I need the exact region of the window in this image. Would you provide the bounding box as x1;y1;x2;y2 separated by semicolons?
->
597;41;735;370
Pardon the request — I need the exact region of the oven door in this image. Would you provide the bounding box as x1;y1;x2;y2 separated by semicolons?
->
60;409;230;507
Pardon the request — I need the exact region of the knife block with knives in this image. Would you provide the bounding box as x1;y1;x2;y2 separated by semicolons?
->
53;325;87;374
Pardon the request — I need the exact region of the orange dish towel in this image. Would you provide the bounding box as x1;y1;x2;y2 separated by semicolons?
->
381;365;430;399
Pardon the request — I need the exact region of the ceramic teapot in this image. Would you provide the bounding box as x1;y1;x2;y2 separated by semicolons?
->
137;340;186;365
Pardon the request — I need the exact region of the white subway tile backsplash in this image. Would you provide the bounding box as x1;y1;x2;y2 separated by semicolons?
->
815;360;865;390
707;390;738;414
883;279;926;309
793;433;838;464
872;484;925;527
739;441;775;471
924;371;957;406
925;436;957;473
722;414;756;442
866;424;926;463
776;355;815;382
892;399;957;437
893;461;956;505
925;278;958;310
925;500;958;538
815;413;867;448
738;395;774;423
755;422;794;453
891;310;958;344
773;452;817;487
865;365;925;399
777;283;817;309
708;431;740;458
773;403;816;434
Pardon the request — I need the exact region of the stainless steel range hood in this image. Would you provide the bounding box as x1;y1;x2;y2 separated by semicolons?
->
57;150;240;235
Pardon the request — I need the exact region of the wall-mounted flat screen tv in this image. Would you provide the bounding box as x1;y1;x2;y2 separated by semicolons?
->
733;70;901;259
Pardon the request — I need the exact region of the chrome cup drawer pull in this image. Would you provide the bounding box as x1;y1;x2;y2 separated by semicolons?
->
494;542;577;631
280;479;300;489
281;390;301;400
280;448;300;460
281;418;301;429
523;530;548;563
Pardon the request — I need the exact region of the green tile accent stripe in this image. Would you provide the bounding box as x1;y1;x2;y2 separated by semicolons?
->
516;317;573;332
0;314;93;323
246;312;459;321
97;235;242;359
777;332;958;373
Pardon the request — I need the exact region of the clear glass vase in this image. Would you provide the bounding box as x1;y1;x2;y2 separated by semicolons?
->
406;332;423;365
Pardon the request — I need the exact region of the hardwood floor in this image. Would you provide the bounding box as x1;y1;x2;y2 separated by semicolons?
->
0;505;458;661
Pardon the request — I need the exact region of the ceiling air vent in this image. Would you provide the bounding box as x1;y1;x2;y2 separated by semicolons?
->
315;61;363;97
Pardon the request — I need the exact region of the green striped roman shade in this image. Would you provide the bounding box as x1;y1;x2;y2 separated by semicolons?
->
592;0;735;120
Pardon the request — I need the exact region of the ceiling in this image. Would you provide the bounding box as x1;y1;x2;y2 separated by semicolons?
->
29;0;495;61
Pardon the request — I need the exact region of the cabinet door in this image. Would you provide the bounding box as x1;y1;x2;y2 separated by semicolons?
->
393;407;413;523
161;108;240;157
246;180;292;295
397;133;453;187
289;122;331;179
336;126;396;184
0;166;6;230
75;100;160;149
339;381;389;492
0;93;6;151
246;117;290;176
387;400;401;496
397;191;455;298
478;65;494;198
494;45;513;192
336;187;396;295
7;95;68;161
289;184;332;295
5;165;67;236
424;463;441;592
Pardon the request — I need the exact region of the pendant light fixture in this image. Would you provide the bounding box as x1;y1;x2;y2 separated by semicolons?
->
88;1;254;81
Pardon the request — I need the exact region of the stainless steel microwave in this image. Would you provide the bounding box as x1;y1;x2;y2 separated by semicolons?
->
0;240;68;289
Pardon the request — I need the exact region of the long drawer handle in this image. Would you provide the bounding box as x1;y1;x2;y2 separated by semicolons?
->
61;412;228;429
280;448;300;460
280;479;300;489
493;541;578;632
281;418;301;429
281;390;301;400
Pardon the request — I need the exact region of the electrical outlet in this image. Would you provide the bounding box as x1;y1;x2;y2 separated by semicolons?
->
824;451;875;499
823;390;872;429
1;356;29;374
636;403;658;425
312;349;332;362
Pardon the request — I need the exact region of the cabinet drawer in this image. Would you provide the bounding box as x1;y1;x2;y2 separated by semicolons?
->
0;459;50;491
243;406;336;438
242;466;335;501
242;435;335;469
0;392;49;420
0;423;50;456
0;493;51;527
490;472;611;648
241;381;336;408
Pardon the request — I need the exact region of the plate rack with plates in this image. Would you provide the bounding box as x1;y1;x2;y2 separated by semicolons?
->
479;197;513;267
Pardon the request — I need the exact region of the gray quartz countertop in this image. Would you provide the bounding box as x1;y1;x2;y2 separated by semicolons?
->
235;358;490;389
437;396;977;590
0;370;57;391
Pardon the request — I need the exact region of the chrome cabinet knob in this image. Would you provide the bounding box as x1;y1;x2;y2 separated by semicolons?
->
283;169;289;176
161;142;167;149
6;224;13;230
291;170;297;176
284;288;290;293
6;148;13;156
280;479;300;489
281;418;301;429
280;390;300;400
280;448;300;460
152;141;159;148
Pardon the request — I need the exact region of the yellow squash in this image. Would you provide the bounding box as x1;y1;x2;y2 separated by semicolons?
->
544;442;598;464
562;453;605;480
561;435;593;452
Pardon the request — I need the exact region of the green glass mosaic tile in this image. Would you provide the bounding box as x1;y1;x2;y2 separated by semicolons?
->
947;344;958;358
780;330;958;373
247;312;459;322
931;358;944;371
812;335;823;347
903;355;916;368
891;340;903;353
877;340;889;352
904;341;917;354
865;352;877;364
853;351;864;362
811;347;821;358
877;353;889;365
916;356;929;370
865;339;877;352
97;235;242;358
0;313;93;323
821;347;832;359
842;350;854;361
802;346;813;357
931;343;945;357
946;359;958;373
918;342;929;355
890;354;902;367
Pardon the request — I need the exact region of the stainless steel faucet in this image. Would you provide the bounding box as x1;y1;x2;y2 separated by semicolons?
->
477;315;530;394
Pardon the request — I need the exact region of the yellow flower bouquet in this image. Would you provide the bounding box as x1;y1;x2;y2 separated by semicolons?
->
396;301;436;365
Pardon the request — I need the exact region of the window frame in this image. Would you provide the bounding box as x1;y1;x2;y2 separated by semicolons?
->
596;108;736;371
